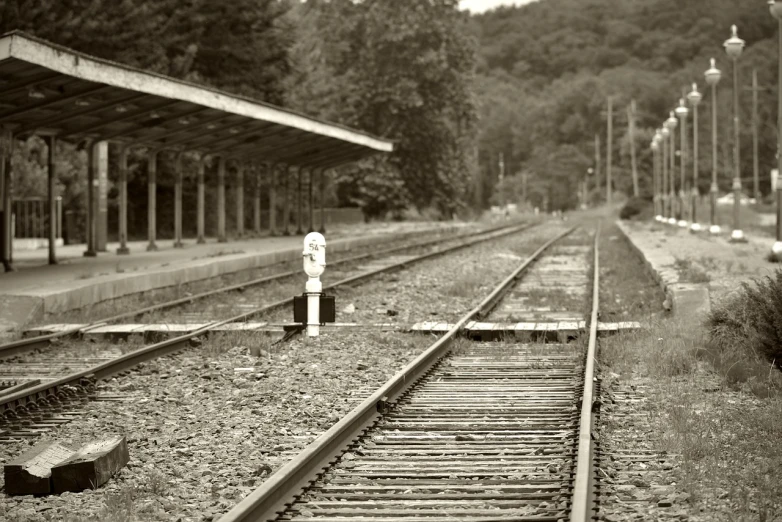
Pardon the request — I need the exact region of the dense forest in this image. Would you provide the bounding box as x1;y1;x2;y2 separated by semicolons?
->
2;0;780;235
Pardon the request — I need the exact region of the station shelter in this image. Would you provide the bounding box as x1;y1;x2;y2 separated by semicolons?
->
0;31;394;272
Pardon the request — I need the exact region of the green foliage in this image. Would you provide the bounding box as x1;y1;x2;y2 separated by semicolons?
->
286;0;478;219
619;197;651;220
706;273;782;395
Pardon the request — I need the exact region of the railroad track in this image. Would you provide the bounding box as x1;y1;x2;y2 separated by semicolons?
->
220;225;601;522
0;220;538;441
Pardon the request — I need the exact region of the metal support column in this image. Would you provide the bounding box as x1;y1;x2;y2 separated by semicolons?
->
236;163;245;237
217;156;227;242
283;168;291;236
1;131;14;272
308;169;315;233
197;157;206;244
269;166;277;236
174;152;184;248
117;146;129;254
296;167;304;235
146;149;159;251
84;142;97;256
45;136;57;264
319;169;326;234
254;164;262;234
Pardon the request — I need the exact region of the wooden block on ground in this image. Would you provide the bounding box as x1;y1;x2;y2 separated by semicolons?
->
51;435;129;493
4;441;76;495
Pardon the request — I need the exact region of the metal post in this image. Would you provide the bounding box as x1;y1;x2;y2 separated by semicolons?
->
236;163;244;237
217;156;227;242
0;135;13;272
283;168;291;236
254;164;261;234
174;152;183;248
708;61;721;234
83;142;97;256
774;14;782;258
669;114;677;225
662;130;669;219
146;149;158;251
678;101;689;228
752;68;760;202
308;169;315;233
629;100;639;197
606;97;613;206
319;169;326;234
652;142;659;218
296;166;304;235
594;134;601;201
688;85;703;232
46;136;57;265
197;157;206;243
117;146;129;254
730;53;746;242
269;166;278;236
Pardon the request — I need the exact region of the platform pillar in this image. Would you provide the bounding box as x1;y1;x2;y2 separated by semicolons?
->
217;156;227;242
45;136;58;265
197;157;206;244
117;146;129;255
236;163;245;237
269;166;277;236
1;131;15;272
308;168;315;233
84;142;97;257
283;167;291;236
295;167;304;235
253;164;261;234
174;152;184;248
146;149;158;251
319;169;326;234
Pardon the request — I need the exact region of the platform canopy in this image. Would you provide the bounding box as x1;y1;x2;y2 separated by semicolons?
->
0;31;393;168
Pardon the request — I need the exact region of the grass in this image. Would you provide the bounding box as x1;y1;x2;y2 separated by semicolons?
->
600;316;782;519
674;257;711;283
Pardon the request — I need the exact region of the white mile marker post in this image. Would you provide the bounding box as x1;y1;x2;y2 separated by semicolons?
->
302;232;326;337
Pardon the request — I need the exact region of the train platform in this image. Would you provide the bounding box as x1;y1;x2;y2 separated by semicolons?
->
0;221;469;335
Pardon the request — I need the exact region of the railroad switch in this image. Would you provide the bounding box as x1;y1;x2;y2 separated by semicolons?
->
296;232;335;337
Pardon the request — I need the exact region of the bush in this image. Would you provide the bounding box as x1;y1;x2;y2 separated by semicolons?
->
619;196;652;220
705;271;782;395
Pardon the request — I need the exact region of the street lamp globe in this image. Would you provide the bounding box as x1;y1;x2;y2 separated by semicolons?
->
705;59;722;86
724;25;745;60
666;112;677;130
770;0;782;20
687;83;702;107
661;126;670;138
675;98;689;119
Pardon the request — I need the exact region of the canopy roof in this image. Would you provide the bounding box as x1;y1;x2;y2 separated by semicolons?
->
0;31;393;168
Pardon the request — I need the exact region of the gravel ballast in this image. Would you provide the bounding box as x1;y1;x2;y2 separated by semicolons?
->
1;222;567;522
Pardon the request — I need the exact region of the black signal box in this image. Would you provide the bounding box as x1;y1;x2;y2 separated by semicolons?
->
293;295;336;324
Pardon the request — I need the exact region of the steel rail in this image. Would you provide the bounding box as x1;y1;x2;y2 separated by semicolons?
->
219;226;576;522
0;221;536;416
570;223;601;522
0;221;525;360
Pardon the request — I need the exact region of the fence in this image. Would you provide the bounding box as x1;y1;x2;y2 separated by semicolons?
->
12;197;63;239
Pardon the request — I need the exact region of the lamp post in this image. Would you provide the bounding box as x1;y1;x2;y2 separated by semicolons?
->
661;125;670;221
652;133;662;221
666;111;678;225
675;99;690;228
705;58;722;234
687;83;703;232
769;1;782;259
724;24;747;242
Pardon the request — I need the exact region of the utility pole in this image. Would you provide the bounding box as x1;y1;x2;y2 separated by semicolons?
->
594;134;601;201
628;99;639;197
607;96;613;206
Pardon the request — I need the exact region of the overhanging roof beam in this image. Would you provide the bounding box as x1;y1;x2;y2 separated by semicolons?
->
0;71;61;97
0;84;110;121
149;117;262;150
58;99;181;139
14;92;149;137
203;126;304;156
93;104;209;143
125;112;235;147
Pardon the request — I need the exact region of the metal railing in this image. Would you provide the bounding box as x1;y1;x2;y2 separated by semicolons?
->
11;197;62;239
